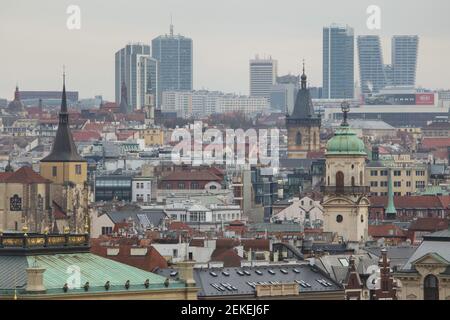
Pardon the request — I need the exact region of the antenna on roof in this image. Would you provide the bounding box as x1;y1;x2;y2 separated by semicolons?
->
170;14;174;36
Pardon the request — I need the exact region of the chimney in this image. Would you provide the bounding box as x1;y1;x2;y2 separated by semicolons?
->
176;260;196;287
26;263;46;293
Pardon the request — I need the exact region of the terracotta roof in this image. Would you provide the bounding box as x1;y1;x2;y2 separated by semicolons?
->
0;166;50;184
409;218;449;231
116;131;136;141
368;225;406;238
211;248;242;267
421;138;450;149
52;201;67;219
162;170;222;182
241;239;270;251
369;195;444;209
72;130;102;142
168;221;192;232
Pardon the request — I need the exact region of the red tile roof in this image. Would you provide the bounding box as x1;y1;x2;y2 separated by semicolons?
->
211;248;242;267
368;225;406;238
369;195;444;209
409;218;449;231
421;138;450;149
0;166;50;184
241;239;270;251
72;130;102;142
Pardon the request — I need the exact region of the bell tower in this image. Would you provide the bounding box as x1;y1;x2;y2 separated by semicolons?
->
40;72;88;232
286;62;321;159
322;102;369;243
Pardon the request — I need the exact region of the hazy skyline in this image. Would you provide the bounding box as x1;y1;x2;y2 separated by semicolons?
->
1;0;450;100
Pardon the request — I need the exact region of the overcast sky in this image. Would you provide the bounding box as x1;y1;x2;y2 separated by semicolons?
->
1;0;450;100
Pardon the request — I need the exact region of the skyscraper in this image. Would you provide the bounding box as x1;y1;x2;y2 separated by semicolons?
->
357;35;386;95
249;55;278;98
115;43;158;110
152;23;193;105
323;24;354;99
392;35;419;87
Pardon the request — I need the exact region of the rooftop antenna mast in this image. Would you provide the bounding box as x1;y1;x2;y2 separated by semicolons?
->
170;14;174;36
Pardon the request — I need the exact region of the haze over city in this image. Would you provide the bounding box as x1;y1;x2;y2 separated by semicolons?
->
1;0;450;99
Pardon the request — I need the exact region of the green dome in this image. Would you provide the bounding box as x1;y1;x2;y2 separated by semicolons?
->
326;125;366;156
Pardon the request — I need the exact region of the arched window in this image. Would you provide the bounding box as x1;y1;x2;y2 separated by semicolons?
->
296;132;302;145
360;171;363;185
313;132;317;146
327;176;330;186
336;171;344;192
424;274;439;300
351;176;355;187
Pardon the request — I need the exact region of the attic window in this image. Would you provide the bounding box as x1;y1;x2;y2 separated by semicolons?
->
338;258;349;267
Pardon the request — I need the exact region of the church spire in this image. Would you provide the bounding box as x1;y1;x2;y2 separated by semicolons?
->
385;168;397;219
40;73;85;163
301;60;307;90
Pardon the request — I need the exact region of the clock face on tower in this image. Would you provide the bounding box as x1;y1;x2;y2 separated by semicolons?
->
10;194;22;211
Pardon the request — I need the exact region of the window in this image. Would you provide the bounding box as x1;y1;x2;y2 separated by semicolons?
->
380;170;388;176
52;166;57;177
178;183;185;189
394;181;401;187
10;194;22;211
351;176;355;186
191;182;199;189
416;170;425;176
296;132;302;145
370;181;378;187
406;170;411;176
394;170;401;176
75;164;82;175
173;249;178;258
406;181;411;187
188;252;193;260
416;181;425;189
380;181;388;187
424;275;439;300
336;215;343;223
360;215;364;223
101;226;112;235
336;171;344;191
370;170;378;176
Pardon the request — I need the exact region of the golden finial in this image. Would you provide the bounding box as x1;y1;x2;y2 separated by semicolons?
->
63;226;70;234
22;225;28;236
43;227;49;235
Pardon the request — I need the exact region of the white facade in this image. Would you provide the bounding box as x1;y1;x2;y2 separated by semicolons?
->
163;202;241;224
270;197;323;228
132;177;152;203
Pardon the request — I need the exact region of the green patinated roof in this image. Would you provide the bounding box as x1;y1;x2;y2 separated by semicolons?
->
326;125;366;156
1;252;184;296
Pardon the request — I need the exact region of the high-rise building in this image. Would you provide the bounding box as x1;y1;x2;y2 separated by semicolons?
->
152;23;193;105
392;35;419;87
115;43;158;110
270;75;299;114
357;35;387;95
249;56;277;98
323;24;354;99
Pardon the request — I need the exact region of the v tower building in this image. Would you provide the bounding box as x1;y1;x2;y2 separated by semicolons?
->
357;35;386;95
392;35;419;87
152;23;193;106
323;24;354;99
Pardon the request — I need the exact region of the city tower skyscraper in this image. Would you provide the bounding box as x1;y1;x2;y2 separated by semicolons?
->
115;43;158;110
322;24;354;99
152;23;193;106
392;35;419;87
357;35;387;95
249;55;278;98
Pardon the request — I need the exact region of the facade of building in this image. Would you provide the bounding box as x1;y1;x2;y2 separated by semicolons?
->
323;24;354;99
392;35;419;87
152;24;193;105
115;43;158;110
249;56;278;99
40;76;89;233
0;167;52;232
357;35;387;95
286;69;321;159
270;74;299;114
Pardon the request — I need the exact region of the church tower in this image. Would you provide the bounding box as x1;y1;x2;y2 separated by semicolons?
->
286;63;321;158
40;74;88;232
322;102;369;243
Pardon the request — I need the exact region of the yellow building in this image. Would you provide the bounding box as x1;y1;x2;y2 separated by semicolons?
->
139;127;164;147
366;148;428;196
0;166;52;232
39;75;89;233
